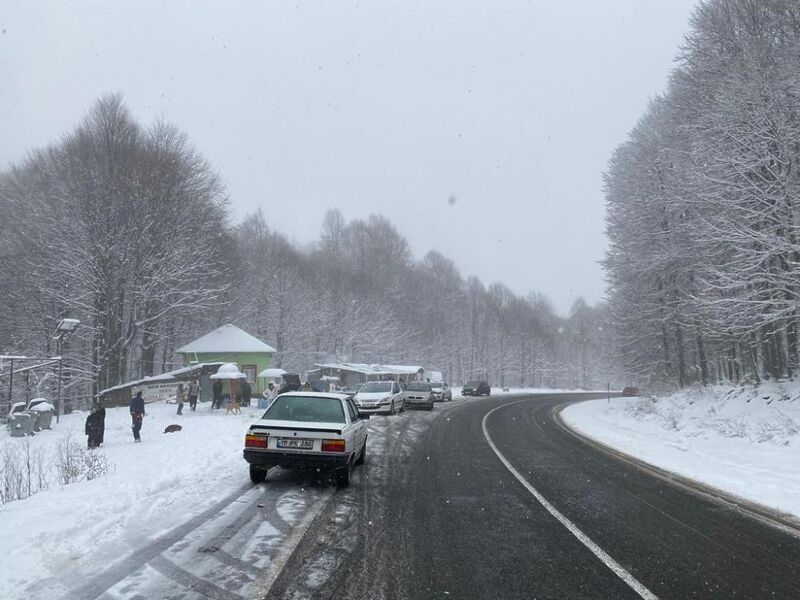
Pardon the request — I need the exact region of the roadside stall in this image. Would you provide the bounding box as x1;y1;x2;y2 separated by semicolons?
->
210;363;247;411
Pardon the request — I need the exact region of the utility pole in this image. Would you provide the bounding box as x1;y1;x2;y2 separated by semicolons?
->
607;381;610;404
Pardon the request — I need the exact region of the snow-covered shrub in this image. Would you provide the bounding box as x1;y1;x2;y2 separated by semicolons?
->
707;417;747;439
625;397;657;419
55;434;84;485
660;408;682;431
757;412;799;444
0;438;48;505
54;433;111;485
82;449;110;481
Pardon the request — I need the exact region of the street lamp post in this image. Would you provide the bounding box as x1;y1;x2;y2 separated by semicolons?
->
53;318;80;423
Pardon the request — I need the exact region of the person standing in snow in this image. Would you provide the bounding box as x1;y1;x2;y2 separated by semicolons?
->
175;383;185;415
212;379;223;410
85;400;106;448
187;378;200;411
130;390;146;442
264;382;277;404
241;379;252;407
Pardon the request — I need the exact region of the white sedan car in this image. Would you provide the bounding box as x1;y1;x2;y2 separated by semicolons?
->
353;380;405;415
244;392;369;488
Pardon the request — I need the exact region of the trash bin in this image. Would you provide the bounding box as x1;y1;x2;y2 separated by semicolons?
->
33;409;54;431
29;401;55;431
7;412;36;437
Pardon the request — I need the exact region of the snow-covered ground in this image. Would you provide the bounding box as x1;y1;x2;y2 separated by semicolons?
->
0;400;260;599
562;381;800;519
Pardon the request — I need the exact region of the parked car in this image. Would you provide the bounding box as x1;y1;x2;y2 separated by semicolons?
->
431;381;452;402
462;380;490;396
354;381;405;415
278;373;302;394
403;382;435;410
622;386;641;397
244;392;369;488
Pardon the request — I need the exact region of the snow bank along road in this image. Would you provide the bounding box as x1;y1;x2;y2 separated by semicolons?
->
267;393;800;599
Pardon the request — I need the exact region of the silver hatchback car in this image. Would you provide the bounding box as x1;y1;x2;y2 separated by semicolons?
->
402;382;435;410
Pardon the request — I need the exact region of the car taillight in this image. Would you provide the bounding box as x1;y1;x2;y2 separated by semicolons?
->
245;434;267;448
321;439;345;452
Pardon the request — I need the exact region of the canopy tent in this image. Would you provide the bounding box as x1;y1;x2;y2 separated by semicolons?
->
210;363;247;380
258;367;287;379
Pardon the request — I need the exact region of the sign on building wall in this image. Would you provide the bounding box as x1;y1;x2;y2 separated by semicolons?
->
134;382;180;403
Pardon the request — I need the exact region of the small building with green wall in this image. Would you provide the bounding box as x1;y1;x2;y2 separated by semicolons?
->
175;324;276;397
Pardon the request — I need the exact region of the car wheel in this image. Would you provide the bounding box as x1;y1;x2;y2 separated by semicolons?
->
249;465;267;484
336;465;351;488
355;441;366;466
399;400;405;413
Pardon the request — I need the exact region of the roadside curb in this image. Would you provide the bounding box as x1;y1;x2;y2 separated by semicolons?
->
553;400;800;540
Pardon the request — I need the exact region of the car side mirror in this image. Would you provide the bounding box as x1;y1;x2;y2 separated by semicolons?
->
359;412;371;420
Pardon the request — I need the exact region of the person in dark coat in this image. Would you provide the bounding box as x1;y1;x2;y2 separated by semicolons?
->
175;383;185;416
85;401;106;448
130;390;146;442
241;379;252;407
212;379;223;410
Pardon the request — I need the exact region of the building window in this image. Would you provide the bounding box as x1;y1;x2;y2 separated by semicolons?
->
242;365;257;383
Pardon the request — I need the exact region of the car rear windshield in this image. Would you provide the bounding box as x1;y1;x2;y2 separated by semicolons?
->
263;396;345;424
466;381;481;386
406;383;431;391
360;381;391;393
430;382;443;389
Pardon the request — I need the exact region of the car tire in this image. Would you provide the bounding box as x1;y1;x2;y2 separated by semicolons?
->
336;465;351;488
355;441;366;465
249;465;267;484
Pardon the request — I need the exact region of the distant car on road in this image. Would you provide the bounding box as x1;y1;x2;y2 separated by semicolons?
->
244;392;369;488
403;382;435;410
622;386;641;397
462;381;490;396
431;381;452;402
277;373;302;394
354;381;405;415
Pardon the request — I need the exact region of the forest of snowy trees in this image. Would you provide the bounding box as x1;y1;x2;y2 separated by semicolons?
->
0;95;613;404
605;0;800;389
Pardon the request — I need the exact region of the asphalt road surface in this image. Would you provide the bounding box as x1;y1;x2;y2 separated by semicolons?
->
69;392;800;600
266;393;800;600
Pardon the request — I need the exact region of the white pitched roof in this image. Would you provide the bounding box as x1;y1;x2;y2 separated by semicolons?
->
175;324;276;354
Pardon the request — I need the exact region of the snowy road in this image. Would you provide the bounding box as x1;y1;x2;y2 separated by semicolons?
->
29;393;800;599
265;393;800;599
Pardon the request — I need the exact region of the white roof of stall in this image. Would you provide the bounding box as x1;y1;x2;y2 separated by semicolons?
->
98;362;223;396
315;363;425;376
258;367;287;379
175;324;276;354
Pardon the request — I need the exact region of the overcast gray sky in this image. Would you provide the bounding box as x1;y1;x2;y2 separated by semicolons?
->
1;0;697;313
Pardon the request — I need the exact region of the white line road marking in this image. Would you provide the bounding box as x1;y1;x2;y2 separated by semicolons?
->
482;399;659;600
252;489;333;599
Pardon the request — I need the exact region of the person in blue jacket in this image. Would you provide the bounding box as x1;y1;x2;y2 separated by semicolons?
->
130;390;146;442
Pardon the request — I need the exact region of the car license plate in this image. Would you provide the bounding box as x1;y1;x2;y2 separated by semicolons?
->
277;438;314;450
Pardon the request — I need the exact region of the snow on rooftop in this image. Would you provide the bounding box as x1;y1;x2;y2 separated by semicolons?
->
315;362;424;376
175;324;276;354
98;362;223;396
